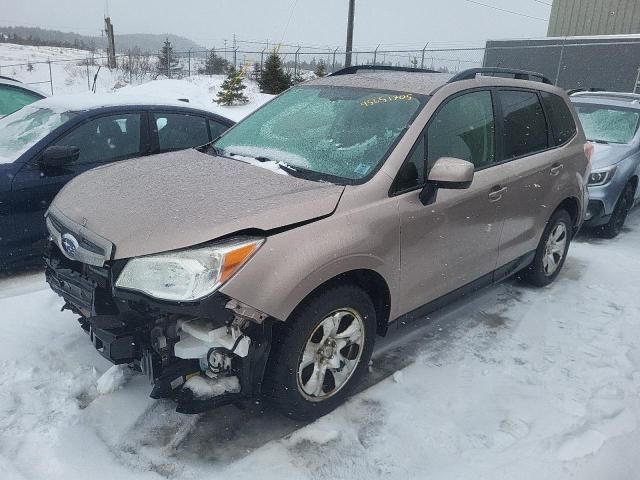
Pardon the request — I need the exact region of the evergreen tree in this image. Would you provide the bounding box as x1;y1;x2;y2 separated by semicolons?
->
251;62;262;83
157;38;180;78
216;66;249;106
259;50;292;94
201;48;228;75
314;59;327;77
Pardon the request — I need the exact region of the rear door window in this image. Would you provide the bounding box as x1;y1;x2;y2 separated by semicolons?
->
153;113;210;152
541;92;577;146
496;90;548;159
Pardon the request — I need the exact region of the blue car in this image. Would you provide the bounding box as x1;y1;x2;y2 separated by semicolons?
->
571;91;640;238
0;94;234;269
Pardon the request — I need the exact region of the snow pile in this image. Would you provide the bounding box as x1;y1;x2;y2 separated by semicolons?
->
287;420;340;446
96;365;131;395
184;375;240;399
118;77;272;122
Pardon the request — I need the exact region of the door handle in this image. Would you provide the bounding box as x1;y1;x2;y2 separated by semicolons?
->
488;186;507;202
550;163;564;176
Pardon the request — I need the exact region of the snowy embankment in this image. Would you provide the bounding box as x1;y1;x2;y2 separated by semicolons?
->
0;43;272;120
1;211;640;479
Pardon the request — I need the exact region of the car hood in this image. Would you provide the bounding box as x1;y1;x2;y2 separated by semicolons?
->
49;149;344;259
590;142;635;170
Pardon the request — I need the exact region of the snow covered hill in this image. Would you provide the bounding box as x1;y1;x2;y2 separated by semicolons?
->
0;43;272;119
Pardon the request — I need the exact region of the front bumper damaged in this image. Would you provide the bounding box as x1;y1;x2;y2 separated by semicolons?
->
44;242;273;414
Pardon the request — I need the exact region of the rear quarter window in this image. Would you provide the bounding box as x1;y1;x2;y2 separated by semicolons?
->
541;92;577;146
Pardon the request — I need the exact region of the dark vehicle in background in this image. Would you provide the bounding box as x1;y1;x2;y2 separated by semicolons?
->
571;91;640;237
0;93;234;269
0;76;47;117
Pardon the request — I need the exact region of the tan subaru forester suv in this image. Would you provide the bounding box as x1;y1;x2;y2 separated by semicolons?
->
44;66;590;419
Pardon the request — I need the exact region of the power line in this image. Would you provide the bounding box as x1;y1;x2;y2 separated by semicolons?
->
531;0;552;6
460;0;549;21
279;0;300;47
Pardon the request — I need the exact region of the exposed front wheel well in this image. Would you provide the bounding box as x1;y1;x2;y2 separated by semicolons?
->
292;269;392;337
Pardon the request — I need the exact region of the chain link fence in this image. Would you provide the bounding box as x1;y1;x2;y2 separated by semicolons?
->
0;45;486;95
1;39;638;95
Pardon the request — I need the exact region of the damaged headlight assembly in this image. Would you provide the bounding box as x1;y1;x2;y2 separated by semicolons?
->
115;236;265;301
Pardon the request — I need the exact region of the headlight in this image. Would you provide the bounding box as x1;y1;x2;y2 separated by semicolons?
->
588;166;617;186
115;236;264;301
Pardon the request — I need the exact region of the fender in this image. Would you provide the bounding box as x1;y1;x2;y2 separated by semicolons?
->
219;199;400;322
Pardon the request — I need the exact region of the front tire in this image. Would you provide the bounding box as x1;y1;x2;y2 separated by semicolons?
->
596;181;635;239
522;209;572;287
263;284;376;420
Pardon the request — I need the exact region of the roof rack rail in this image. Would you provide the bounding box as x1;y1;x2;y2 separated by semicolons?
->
569;90;640;99
447;68;553;85
566;88;606;96
0;75;21;83
330;65;440;76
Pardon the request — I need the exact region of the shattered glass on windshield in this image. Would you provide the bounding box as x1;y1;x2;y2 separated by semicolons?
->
214;85;426;182
574;104;640;144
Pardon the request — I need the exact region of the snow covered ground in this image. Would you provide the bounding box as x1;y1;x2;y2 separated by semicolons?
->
1;209;639;479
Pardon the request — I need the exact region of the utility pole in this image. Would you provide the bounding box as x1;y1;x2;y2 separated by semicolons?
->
104;16;116;69
345;0;355;67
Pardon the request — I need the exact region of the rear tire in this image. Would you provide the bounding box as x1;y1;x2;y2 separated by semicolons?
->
263;284;376;420
596;181;635;239
522;209;572;287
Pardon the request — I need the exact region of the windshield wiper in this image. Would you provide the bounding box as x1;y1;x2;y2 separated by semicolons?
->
587;138;609;144
228;152;314;179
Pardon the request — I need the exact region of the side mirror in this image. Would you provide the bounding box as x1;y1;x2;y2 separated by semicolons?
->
38;145;80;169
419;157;474;205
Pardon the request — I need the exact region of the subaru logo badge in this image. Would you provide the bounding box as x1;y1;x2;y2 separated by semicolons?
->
61;233;79;258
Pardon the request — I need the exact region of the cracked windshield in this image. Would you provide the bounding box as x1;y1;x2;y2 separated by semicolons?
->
1;0;639;479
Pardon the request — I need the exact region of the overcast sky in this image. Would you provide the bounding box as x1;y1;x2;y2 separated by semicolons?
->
3;0;550;50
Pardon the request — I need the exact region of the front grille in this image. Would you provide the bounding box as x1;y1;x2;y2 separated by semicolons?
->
45;243;112;315
45;206;114;267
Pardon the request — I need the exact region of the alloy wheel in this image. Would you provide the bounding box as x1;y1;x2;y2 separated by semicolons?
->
297;308;365;402
543;222;567;276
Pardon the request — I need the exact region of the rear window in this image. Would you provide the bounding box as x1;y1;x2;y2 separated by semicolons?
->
497;90;548;160
541;92;577;146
